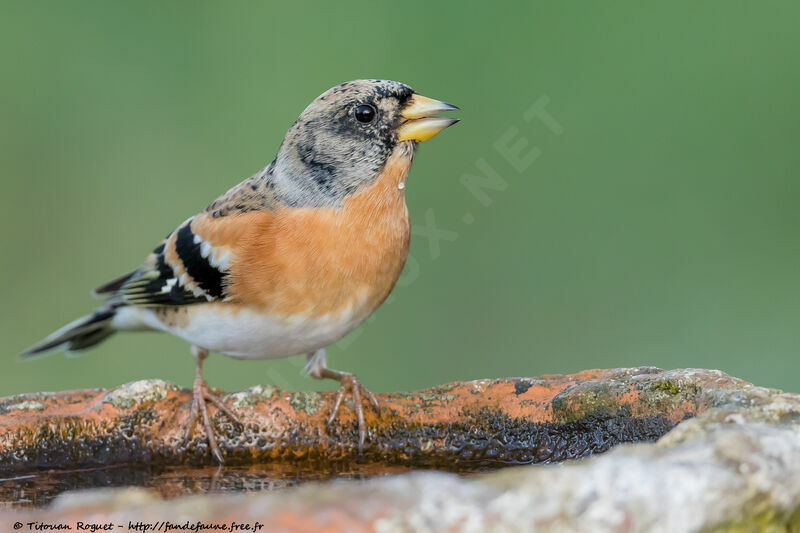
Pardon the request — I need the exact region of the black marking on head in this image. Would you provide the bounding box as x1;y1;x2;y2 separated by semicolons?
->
274;79;418;207
175;223;226;299
200;81;417;215
372;80;413;102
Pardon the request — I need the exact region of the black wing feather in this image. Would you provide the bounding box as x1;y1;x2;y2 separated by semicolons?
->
110;220;229;307
119;252;206;307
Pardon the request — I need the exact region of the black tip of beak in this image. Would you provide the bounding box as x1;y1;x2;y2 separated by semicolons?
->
443;102;460;111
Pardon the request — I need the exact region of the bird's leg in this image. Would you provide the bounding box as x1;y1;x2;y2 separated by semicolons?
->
304;348;380;449
184;345;242;463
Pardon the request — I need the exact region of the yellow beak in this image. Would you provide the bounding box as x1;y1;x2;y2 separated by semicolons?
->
398;94;460;142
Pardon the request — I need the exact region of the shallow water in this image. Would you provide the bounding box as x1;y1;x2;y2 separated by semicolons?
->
0;462;489;509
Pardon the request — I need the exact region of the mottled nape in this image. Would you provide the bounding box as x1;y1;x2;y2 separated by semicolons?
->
205;161;280;218
205;80;416;217
275;79;415;207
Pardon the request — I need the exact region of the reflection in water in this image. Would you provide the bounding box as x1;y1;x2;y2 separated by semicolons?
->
0;462;485;509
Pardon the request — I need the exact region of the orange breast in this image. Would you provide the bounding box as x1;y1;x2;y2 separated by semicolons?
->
228;148;413;318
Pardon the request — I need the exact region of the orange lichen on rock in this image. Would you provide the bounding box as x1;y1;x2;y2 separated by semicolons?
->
0;367;751;471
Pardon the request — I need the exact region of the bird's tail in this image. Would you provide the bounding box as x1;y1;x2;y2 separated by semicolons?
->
20;308;118;358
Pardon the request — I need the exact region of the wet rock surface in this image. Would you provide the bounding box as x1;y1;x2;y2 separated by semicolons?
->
2;367;799;531
0;367;711;471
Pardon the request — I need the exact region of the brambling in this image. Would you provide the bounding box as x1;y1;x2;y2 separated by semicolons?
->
22;79;459;462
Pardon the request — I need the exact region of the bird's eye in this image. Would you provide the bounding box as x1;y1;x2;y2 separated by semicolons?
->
354;104;376;123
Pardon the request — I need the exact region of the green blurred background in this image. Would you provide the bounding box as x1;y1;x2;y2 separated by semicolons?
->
1;1;798;396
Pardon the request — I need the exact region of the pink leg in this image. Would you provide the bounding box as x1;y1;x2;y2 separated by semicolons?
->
184;346;242;463
305;349;380;449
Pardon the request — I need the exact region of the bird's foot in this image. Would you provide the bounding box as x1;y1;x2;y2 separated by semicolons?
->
184;378;242;463
326;372;380;450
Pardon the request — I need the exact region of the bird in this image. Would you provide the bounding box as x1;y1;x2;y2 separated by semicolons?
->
21;79;459;462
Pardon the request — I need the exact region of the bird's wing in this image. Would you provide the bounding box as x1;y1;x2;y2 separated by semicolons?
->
95;211;267;307
94;163;281;307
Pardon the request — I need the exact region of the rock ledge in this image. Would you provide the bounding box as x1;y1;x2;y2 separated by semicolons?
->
3;367;799;532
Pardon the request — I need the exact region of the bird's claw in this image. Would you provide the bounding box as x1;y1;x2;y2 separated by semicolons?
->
184;380;242;463
326;373;380;449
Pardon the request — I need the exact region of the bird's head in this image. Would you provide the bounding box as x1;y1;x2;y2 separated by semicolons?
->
274;79;458;206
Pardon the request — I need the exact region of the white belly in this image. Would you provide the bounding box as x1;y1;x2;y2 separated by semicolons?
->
112;304;369;359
